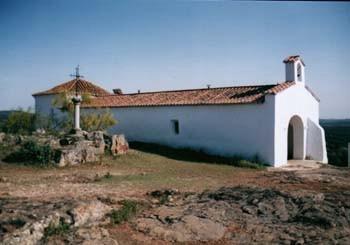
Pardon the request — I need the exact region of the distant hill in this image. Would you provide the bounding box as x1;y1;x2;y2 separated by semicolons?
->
320;119;350;167
320;119;350;127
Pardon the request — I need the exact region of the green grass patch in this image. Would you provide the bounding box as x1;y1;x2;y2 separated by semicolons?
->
109;200;139;225
94;146;263;191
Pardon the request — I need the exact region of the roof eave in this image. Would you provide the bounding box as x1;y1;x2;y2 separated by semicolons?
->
283;58;306;66
81;100;267;109
305;85;320;102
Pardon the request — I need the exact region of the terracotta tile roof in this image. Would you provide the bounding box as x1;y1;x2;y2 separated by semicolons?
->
32;79;111;97
82;81;296;108
283;55;305;66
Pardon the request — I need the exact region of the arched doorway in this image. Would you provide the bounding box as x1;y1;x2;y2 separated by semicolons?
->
287;115;304;160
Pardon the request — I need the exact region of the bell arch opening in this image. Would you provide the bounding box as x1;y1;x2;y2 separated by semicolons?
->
287;115;304;160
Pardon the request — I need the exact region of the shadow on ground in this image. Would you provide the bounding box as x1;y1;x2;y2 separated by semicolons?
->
129;141;264;169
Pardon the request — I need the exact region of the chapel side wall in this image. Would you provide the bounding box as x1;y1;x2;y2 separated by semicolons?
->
274;83;321;166
83;97;276;165
34;94;64;118
34;95;55;116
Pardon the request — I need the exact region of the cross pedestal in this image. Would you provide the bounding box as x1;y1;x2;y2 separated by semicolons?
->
72;95;82;131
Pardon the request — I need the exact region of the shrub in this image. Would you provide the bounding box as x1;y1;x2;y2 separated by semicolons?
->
6;218;26;229
43;218;70;240
3;140;60;166
0;144;14;159
81;109;117;132
103;172;112;179
2;108;36;134
109;200;138;224
52;92;92;113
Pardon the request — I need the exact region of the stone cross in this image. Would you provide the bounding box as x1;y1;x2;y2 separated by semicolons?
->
70;65;84;131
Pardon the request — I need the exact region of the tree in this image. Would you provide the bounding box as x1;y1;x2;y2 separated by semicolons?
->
3;108;36;134
51;92;117;132
52;91;91;113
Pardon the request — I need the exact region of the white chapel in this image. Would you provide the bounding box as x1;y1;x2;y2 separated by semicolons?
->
33;56;328;167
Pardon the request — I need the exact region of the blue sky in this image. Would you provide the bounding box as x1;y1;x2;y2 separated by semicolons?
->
0;0;349;118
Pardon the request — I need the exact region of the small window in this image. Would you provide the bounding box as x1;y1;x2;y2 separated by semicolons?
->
297;63;302;81
171;120;180;135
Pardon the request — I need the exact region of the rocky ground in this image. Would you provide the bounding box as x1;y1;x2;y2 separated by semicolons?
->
138;186;350;244
0;151;350;244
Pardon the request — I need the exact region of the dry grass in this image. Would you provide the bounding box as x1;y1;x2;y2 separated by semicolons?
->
0;147;262;200
95;148;263;190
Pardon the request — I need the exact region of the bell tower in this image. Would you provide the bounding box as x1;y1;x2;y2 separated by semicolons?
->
283;55;305;83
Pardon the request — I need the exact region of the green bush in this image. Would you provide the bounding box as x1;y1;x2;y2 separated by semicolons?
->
5;218;26;229
3;140;60;166
2;108;36;134
109;200;138;224
43;218;70;240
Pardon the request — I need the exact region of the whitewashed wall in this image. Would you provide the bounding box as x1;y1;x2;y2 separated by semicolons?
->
34;94;64;117
84;96;276;165
274;83;327;166
34;83;327;167
306;119;328;163
285;61;305;83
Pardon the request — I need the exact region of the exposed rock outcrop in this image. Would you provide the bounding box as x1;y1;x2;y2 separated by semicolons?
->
0;134;24;146
57;131;128;166
136;186;350;243
87;131;105;153
1;198;113;245
58;131;106;167
76;226;119;245
1;131;129;167
137;214;226;242
0;132;5;144
2;213;61;245
70;200;111;227
111;134;129;156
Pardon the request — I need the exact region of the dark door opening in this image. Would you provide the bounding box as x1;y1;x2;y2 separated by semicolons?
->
288;124;294;159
